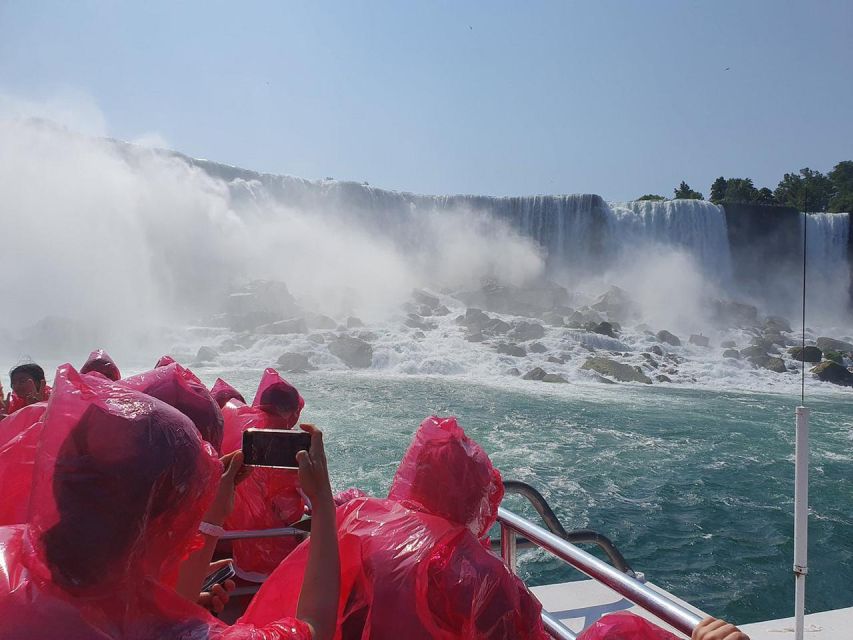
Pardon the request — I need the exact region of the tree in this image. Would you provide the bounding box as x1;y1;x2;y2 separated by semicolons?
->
774;168;833;211
828;160;853;212
754;187;778;205
724;178;758;203
636;194;667;201
673;181;703;200
709;177;727;204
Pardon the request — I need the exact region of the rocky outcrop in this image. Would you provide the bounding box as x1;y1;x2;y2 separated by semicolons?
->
522;367;568;383
689;334;710;347
226;280;301;331
592;321;616;338
656;330;681;347
816;337;853;354
328;336;373;368
509;321;546;342
257;318;309;334
496;343;526;357
811;361;853;387
529;342;547;353
581;357;652;384
277;352;316;372
788;346;822;363
455;280;569;317
590;286;637;322
710;299;759;328
722;349;741;359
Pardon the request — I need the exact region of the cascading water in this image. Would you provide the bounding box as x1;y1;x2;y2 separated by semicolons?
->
805;212;850;280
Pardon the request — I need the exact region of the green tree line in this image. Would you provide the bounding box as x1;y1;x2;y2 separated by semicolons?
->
637;161;853;212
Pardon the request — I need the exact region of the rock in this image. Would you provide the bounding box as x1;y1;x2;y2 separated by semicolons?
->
542;373;568;383
788;346;822;363
304;312;337;330
541;311;565;327
405;314;435;330
593;321;616;338
749;337;777;353
816;337;853;354
307;333;326;344
455;279;569;317
529;342;547;354
641;353;659;368
590;286;637;322
412;288;440;309
581;357;652;384
547;355;565;364
722;349;741;359
765;316;793;333
328;336;373;368
656;330;681;347
811;361;853;386
496;343;526;357
484;318;511;335
720;340;737;349
277;352;315;372
761;357;787;373
507;368;521;376
346;316;364;328
650;345;664;357
433;305;451;316
413;331;425;339
462;308;492;331
823;350;844;365
763;331;791;347
195;346;218;363
465;331;485;343
522;367;547;381
256;317;309;334
741;345;768;359
229;310;281;332
592;374;616;384
711;299;759;328
689;334;710;347
509;321;546;342
226;280;301;330
355;331;378;342
655;374;672;383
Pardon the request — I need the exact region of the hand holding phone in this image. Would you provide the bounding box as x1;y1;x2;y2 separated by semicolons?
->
242;428;312;469
201;561;236;593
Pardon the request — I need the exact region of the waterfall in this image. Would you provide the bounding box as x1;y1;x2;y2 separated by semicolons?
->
805;212;850;280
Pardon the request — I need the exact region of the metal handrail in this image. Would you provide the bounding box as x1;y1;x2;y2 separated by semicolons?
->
503;480;634;575
498;507;702;638
220;526;308;541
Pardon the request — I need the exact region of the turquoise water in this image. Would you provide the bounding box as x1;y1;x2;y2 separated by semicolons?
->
204;369;853;625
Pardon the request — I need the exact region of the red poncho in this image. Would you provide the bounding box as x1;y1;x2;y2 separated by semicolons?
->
0;403;48;526
222;369;306;580
6;385;52;416
0;364;311;640
80;349;122;381
211;378;246;409
122;363;224;454
242;416;549;640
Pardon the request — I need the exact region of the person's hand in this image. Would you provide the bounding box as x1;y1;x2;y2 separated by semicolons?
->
692;617;750;640
197;559;236;614
296;424;332;504
203;451;251;526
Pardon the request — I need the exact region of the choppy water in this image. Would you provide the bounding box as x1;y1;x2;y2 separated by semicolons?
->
197;368;853;626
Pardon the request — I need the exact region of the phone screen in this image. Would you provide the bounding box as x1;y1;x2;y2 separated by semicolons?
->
201;562;236;593
242;428;312;468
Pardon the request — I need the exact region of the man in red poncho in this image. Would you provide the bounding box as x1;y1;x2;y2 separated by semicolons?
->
242;415;550;640
6;363;51;415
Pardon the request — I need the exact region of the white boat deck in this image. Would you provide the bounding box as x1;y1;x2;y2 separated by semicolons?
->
531;579;853;639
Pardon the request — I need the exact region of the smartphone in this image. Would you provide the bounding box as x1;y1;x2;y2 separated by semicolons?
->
242;428;312;469
201;562;236;593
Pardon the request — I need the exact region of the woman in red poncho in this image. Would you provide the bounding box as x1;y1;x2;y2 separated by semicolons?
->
241;416;550;640
0;364;339;640
220;368;307;581
5;363;51;415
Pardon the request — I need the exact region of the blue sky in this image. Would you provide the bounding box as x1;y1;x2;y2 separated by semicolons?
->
1;0;851;200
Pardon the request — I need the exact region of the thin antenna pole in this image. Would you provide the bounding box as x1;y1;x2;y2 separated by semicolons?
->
794;193;809;640
801;195;808;405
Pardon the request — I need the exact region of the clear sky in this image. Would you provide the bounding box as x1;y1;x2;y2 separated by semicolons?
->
1;0;851;200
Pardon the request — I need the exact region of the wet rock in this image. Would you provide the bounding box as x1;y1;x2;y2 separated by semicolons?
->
592;374;616;384
641;353;659;368
765;316;793;333
226;280;300;330
522;367;547;381
461;308;491;331
590;286;637;322
547;355;566;364
308;334;326;344
328;336;373;368
788;346;822;363
433;304;451;316
567;308;605;328
529;342;547;354
655;374;672;383
581;357;652;384
412;288;440;309
593;321;616;338
484;318;511;335
465;331;485;343
257;317;309;334
722;349;741;359
413;331;425;339
811;361;853;387
741;345;768;360
711;299;759;328
405;314;435;330
689;334;710;347
509;321;546;342
456;279;569;317
346;316;364;328
496;343;526;357
305;312;337;330
355;331;378;342
749;338;778;354
229;310;281;332
816;337;853;354
823;350;844;364
761;357;787;373
277;352;315;372
720;340;737;349
656;330;681;347
195;346;218;363
507;367;521;376
650;345;664;357
763;331;791;347
542;373;568;383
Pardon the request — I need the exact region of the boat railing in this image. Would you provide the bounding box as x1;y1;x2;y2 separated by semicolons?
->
498;506;702;639
502;480;634;575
